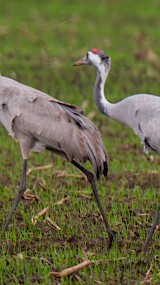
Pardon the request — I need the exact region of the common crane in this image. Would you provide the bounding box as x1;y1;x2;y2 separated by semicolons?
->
0;75;115;246
74;48;160;251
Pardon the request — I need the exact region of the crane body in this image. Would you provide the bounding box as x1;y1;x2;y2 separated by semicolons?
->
0;75;115;246
99;93;160;154
74;49;160;251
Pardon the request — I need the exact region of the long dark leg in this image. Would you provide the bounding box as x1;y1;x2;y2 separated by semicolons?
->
2;159;27;234
71;160;116;248
143;203;160;251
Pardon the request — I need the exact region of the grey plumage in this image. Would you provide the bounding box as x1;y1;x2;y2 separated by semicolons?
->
0;75;115;245
0;75;107;177
74;48;160;251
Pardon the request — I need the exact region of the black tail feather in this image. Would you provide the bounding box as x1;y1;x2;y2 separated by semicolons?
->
103;161;108;177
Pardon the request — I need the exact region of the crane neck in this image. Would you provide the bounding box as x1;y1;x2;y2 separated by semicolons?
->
94;66;112;117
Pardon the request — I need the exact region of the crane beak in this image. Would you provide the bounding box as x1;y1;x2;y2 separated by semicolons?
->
73;56;87;66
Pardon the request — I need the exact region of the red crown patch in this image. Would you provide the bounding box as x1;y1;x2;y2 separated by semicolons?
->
91;48;101;54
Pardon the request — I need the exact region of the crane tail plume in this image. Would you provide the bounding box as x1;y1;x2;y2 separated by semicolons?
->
103;161;108;177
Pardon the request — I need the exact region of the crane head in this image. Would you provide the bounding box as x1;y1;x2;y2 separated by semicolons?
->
73;49;111;70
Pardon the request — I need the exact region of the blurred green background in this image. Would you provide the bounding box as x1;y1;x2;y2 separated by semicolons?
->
0;1;159;284
0;0;159;104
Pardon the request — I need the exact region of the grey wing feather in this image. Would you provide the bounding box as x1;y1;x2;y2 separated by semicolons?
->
0;76;108;178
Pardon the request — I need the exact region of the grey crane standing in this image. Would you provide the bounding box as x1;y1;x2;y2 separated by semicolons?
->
0;75;115;246
74;48;160;251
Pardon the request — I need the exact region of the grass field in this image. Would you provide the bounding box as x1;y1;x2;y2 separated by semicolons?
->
0;0;160;284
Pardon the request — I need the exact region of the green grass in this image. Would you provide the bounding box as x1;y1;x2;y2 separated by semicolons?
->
0;0;160;284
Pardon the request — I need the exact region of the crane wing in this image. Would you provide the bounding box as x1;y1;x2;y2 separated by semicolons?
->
0;76;107;178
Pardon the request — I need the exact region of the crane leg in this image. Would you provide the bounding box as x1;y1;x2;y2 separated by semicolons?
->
71;160;116;248
2;159;27;235
143;203;160;252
